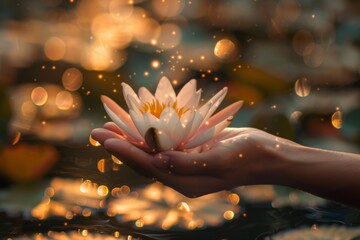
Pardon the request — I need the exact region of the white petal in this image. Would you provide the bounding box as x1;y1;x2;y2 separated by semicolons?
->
127;94;142;114
143;112;159;130
159;107;184;146
155;76;176;104
197;101;243;137
177;79;198;108
184;118;232;149
129;109;147;136
156;129;177;151
138;87;155;103
121;82;141;108
144;128;177;152
102;102;143;141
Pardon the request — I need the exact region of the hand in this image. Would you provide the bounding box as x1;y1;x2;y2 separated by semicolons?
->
91;124;296;198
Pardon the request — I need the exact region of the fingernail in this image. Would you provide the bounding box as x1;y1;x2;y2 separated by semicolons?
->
153;153;170;170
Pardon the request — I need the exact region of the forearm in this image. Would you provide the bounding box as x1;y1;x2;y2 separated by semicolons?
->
275;144;360;208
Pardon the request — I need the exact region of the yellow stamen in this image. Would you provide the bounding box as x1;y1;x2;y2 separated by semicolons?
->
140;99;188;118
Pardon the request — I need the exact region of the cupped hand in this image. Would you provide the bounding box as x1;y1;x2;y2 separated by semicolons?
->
91;123;296;197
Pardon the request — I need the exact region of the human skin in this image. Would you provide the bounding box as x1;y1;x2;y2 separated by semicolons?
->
91;123;360;209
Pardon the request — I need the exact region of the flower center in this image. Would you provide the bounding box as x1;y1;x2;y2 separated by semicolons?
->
140;99;188;118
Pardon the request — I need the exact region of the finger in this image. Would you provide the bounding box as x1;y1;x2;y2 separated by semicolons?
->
103;138;157;178
91;128;124;145
104;122;123;135
153;148;224;176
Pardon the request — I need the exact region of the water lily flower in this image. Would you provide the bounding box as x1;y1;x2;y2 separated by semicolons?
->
101;77;243;152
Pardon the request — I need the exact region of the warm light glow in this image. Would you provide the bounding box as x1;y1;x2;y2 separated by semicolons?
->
294;77;311;97
55;90;74;110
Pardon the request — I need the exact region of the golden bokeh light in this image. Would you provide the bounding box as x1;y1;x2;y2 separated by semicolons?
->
44;37;66;61
97;185;109;196
214;39;237;60
223;210;235;220
89;135;101;147
31;87;48;106
55;90;74;110
62;68;83;91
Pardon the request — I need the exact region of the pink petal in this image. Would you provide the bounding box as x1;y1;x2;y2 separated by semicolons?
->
101;96;143;141
184;118;232;149
197;101;243;137
155;76;176;104
122;82;141;108
129;109;147;136
199;87;228;123
177;79;199;108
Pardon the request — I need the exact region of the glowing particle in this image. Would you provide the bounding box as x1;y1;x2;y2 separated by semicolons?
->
144;71;149;76
151;60;160;69
224;210;235;220
331;110;342;129
97;185;109;196
238;153;243;158
114;231;120;238
290;111;303;121
200;55;205;60
31;87;48;106
295;77;311;97
214;39;236;59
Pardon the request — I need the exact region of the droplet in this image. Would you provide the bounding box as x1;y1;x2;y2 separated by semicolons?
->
31;87;48;106
223;210;235;220
97;185;109;196
214;39;237;60
331;110;342;129
294;77;311;97
177;202;190;212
